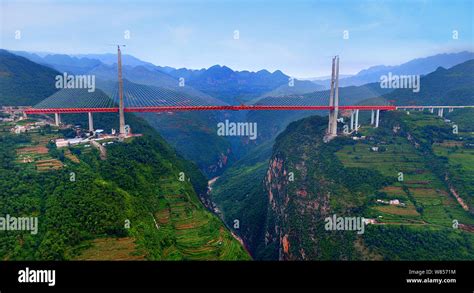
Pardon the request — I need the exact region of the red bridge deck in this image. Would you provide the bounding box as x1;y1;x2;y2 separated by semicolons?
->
25;105;397;114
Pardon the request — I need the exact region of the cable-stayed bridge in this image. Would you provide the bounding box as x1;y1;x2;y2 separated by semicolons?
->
23;53;472;139
26;78;395;113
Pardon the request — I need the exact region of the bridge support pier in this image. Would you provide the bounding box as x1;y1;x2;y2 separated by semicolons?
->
54;113;61;126
438;108;444;117
375;109;380;128
88;112;94;132
449;108;453;113
354;109;359;132
350;110;354;130
430;108;434;113
370;110;375;125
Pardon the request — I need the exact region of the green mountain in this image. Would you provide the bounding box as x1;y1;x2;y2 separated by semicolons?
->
0;49;60;106
242;82;393;152
384;59;474;106
212;110;474;260
210;141;274;255
0;51;236;180
445;108;474;132
210;83;396;257
0;52;249;259
141;111;237;178
0;112;250;260
11;51;224;106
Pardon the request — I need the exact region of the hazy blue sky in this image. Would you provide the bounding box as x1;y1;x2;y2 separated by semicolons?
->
1;0;473;77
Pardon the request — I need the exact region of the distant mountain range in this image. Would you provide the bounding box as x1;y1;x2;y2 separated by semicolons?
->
71;54;323;101
10;49;473;106
168;65;322;104
314;51;474;88
10;50;320;105
12;51;103;74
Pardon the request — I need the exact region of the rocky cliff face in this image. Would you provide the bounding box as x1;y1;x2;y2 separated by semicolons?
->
263;155;332;260
207;150;231;175
261;115;367;260
213;110;474;261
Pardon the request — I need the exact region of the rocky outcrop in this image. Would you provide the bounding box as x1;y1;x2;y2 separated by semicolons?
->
207;149;231;176
260;116;350;260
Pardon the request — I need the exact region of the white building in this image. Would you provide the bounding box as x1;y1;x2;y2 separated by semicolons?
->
364;218;377;225
68;138;83;146
55;139;69;148
12;125;27;134
389;199;400;205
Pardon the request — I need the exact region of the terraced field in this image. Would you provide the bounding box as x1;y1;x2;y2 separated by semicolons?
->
336;128;474;228
433;142;474;179
433;140;474;223
14;130;86;171
35;159;63;171
16;145;48;163
75;237;146;260
336;137;425;177
15;132;65;171
149;180;250;260
64;149;80;163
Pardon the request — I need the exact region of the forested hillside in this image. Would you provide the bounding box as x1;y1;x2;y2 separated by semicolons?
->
0;50;60;106
384;59;474;106
142;111;237;178
211;110;474;260
0;113;249;260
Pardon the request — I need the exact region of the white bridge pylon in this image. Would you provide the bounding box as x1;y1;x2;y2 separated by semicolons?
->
325;56;381;142
326;56;339;140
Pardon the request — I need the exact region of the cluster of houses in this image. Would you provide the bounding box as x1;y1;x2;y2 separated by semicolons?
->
350;135;387;152
55;137;116;149
55;138;86;148
55;129;116;149
10;121;46;134
1;106;30;122
1;106;31;116
363;218;377;225
376;199;406;207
